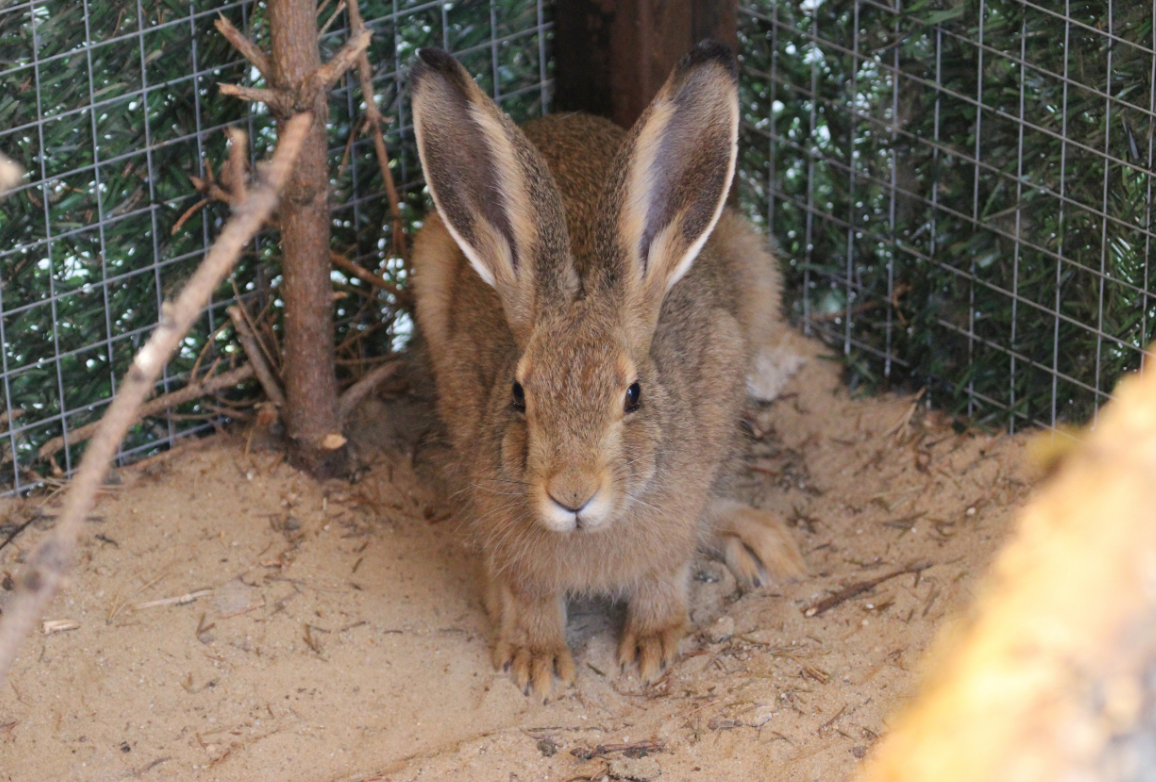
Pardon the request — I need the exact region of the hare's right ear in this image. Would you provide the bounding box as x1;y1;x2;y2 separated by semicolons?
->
411;49;575;345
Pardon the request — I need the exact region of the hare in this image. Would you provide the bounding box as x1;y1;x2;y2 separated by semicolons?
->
409;41;805;700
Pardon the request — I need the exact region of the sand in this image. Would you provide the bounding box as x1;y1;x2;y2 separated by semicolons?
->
0;335;1036;781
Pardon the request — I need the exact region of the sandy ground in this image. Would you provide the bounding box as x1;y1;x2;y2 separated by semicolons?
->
0;336;1037;782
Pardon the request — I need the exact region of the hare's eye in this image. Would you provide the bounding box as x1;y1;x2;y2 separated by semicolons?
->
624;382;641;413
512;381;526;412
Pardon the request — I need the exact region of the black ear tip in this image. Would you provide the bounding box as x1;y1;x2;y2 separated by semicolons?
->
683;39;737;78
417;47;456;70
413;48;470;92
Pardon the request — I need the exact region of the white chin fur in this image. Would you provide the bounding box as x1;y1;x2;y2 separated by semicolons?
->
747;346;806;402
537;491;613;533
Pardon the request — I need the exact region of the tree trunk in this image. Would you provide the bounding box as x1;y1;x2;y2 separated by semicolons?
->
268;0;345;477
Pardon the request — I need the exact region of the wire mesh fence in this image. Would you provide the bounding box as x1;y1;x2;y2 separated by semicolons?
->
3;0;1150;496
0;0;553;494
737;0;1156;432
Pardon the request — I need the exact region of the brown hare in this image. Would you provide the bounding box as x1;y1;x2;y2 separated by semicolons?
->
410;41;805;700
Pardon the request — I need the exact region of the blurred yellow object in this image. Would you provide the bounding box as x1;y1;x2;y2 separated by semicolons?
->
859;360;1156;782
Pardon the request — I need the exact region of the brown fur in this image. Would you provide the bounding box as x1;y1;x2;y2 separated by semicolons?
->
410;43;803;700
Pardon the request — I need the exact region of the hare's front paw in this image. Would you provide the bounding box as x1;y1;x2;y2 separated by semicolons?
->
493;637;576;700
487;582;575;701
618;622;685;683
618;574;689;682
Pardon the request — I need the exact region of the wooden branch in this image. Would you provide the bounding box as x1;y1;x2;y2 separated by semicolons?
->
37;364;256;462
802;561;931;618
310;28;371;92
174;130;255;235
217;84;291;117
214;15;272;79
317;0;347;37
223;127;249;203
170;197;210;236
555;0;738;128
329;251;411;306
346;0;410;269
0;112;313;689
227;305;286;407
338;358;401;423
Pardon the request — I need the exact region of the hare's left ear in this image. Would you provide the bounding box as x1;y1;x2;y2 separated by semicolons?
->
411;49;575;346
603;40;739;325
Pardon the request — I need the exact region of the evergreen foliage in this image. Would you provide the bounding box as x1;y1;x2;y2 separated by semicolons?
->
738;0;1156;429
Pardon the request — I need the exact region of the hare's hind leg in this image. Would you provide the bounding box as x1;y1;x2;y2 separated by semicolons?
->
707;499;806;589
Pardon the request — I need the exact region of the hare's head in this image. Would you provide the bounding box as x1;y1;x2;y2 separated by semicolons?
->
412;42;739;534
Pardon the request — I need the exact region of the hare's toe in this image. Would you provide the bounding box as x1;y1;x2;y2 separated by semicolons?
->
618;624;683;683
495;641;575;701
722;535;769;589
713;502;806;588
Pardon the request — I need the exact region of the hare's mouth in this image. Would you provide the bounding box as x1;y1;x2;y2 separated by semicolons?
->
534;480;615;533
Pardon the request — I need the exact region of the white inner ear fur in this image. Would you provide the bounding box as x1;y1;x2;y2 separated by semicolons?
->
620;78;741;296
411;85;533;293
467;103;537;289
412;97;499;289
620;100;672;287
433;203;504;289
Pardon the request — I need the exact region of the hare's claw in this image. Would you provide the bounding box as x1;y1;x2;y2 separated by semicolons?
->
494;638;576;701
618;623;684;683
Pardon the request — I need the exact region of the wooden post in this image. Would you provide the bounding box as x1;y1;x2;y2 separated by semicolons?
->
268;0;345;477
554;0;738;129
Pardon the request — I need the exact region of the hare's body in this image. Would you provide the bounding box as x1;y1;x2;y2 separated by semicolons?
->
410;44;803;698
416;113;777;594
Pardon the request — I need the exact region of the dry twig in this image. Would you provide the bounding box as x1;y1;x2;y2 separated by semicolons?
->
227;305;286;407
0;113;313;688
329;251;411;305
338;358;401;423
37;364;255;461
133;589;213;611
173;130;253;235
213;16;272;79
346;0;410;269
803;561;932;618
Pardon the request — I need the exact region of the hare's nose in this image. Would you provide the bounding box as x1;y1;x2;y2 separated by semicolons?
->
548;489;597;515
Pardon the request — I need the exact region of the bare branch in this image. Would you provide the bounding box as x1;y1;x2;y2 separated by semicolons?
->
214;15;272;80
37;364;256;462
171;197;210;236
317;0;348;37
227;305;286;407
174;129;255;235
329;251;411;306
310;28;371;92
0;113;314;688
217;83;291;116
223;127;249;203
339;358;402;423
346;0;409;269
